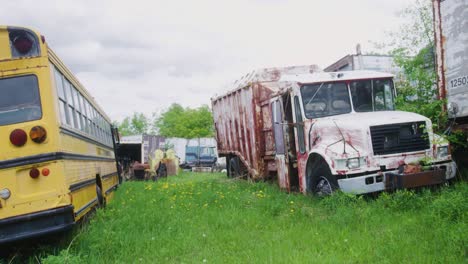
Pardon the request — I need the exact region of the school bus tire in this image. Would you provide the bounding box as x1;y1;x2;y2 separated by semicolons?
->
96;184;105;207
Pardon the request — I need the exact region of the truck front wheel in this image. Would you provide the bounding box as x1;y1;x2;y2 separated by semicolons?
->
309;163;338;196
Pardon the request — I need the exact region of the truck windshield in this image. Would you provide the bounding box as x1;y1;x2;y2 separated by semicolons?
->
301;82;351;118
0;75;42;126
350;79;395;112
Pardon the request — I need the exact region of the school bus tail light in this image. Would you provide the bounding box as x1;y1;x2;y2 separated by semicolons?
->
29;168;40;179
10;129;27;146
30;126;47;143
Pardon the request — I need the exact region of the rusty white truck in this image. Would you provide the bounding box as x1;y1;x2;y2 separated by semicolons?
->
211;65;456;195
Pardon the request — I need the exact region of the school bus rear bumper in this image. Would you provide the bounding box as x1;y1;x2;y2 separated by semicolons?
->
0;205;74;244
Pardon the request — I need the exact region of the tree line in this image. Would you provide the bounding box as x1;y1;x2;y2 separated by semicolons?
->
115;103;214;139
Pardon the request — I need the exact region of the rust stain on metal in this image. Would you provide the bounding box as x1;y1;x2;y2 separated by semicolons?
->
433;0;446;102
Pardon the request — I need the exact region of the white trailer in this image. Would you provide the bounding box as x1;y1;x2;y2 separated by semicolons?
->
433;0;468;129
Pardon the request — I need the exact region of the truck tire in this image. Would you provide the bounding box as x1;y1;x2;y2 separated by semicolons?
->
228;157;241;178
308;162;338;196
158;163;168;178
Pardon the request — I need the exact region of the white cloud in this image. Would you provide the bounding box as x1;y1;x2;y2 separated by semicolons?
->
1;0;414;121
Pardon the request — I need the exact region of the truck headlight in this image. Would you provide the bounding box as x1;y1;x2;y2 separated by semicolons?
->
346;158;360;169
437;146;448;159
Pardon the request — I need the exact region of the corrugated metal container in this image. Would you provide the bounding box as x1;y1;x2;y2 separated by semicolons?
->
212;65;319;180
211;79;274;179
433;0;468;122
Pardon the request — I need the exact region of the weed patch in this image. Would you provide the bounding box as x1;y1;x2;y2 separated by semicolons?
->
16;172;465;263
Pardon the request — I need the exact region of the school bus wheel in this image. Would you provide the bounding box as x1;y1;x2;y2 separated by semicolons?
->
96;184;105;207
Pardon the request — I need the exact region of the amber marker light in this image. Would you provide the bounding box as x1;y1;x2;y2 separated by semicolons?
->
10;129;27;146
30;126;47;143
42;168;50;176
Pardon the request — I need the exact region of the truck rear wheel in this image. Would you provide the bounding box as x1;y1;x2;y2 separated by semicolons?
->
158;163;167;178
228;157;241;178
308;162;338;196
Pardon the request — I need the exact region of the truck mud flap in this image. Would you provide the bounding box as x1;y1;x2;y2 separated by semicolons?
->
385;169;446;190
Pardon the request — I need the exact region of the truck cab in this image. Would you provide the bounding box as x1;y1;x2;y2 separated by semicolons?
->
286;71;456;194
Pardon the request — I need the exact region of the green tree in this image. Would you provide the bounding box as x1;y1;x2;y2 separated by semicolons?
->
380;0;440;127
155;103;214;138
117;112;150;136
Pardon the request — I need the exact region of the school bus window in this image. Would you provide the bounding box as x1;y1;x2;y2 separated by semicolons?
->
62;80;74;127
78;112;84;131
68;104;76;128
93;124;98;138
71;87;77;107
59;101;67;124
75;93;85;131
54;68;66;99
89;119;94;137
69;85;80;129
86;118;90;135
54;68;68;124
64;80;72;105
80;94;87;116
87;102;92;119
0;75;42;126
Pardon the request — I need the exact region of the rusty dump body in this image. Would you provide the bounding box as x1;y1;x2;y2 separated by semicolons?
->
212;65;457;195
433;0;468;130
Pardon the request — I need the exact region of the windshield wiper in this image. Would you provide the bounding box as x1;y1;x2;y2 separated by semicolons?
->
306;82;325;106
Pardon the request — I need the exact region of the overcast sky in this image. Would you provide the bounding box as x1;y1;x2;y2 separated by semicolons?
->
2;0;412;122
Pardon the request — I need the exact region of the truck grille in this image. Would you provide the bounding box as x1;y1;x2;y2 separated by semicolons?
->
370;121;430;155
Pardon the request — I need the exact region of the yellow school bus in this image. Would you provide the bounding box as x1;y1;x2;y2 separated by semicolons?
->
0;25;120;244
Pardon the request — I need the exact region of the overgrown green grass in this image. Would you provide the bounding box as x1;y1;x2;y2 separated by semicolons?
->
20;173;468;263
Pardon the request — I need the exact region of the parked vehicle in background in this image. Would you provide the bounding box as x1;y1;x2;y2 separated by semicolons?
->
179;146;218;171
0;26;120;244
212;65;456;195
116;134;178;180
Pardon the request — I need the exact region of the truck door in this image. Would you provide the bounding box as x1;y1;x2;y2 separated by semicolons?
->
292;95;307;193
272;99;290;191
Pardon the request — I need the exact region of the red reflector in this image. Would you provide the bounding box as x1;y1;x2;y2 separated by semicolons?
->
30;168;40;178
10;129;27;147
42;168;50;176
13;35;33;54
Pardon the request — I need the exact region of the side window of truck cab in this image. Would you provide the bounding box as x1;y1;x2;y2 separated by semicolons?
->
293;96;305;153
